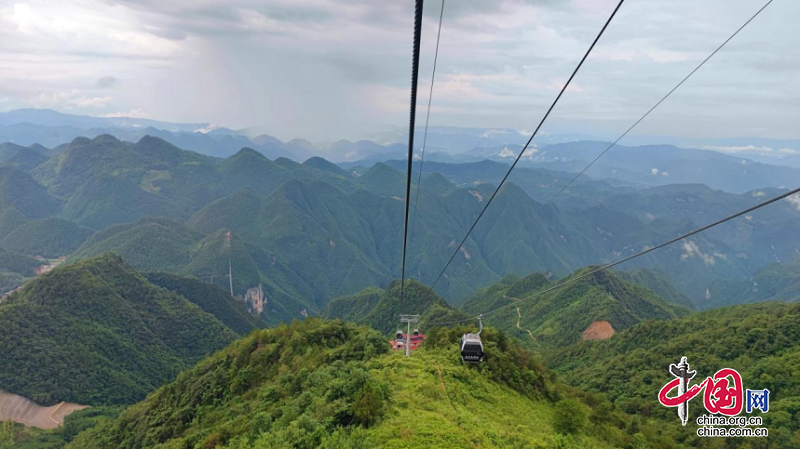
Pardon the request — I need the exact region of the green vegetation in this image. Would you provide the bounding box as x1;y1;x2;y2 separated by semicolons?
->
0;206;28;236
0;407;121;449
0;254;237;405
708;257;800;308
1;217;91;257
462;268;689;349
0;166;61;219
0;248;40;277
71;217;201;272
323;280;469;335
146;272;263;335
67;319;652;448
619;268;695;309
550;302;800;448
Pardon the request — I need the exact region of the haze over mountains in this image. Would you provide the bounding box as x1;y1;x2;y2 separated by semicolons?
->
1;108;800;317
1;108;800;447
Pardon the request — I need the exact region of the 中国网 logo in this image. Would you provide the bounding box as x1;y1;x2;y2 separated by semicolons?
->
657;357;770;438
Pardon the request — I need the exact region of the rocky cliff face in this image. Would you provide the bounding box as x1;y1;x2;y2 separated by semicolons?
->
242;284;266;315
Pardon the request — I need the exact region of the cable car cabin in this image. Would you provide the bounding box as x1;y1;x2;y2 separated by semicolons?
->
460;333;484;363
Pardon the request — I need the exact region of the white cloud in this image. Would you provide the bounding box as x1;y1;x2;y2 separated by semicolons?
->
700;145;775;155
680;240;716;266
752;191;766;197
787;193;800;211
661;171;669;176
498;147;515;158
100;108;150;119
31;89;112;109
651;168;659;175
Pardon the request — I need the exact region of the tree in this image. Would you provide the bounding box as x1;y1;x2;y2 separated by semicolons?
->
553;399;588;435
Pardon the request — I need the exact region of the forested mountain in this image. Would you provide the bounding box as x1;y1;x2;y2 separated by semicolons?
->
62;319;666;448
707;257;800;308
323;280;469;334
0;254;246;406
549;302;800;447
1;132;798;315
462;268;689;348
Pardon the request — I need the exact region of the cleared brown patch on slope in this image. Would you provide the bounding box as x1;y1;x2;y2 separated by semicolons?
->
0;389;88;429
581;320;615;341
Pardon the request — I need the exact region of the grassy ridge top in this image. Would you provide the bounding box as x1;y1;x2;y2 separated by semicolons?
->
68;318;648;448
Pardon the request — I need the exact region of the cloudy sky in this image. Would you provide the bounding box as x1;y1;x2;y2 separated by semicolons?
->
0;0;797;143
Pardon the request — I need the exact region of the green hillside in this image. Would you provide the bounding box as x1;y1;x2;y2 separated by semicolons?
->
323;280;469;334
71;218;314;324
145;272;263;335
71;217;202;272
67;319;654;448
707;257;800;308
462;268;689;349
0;166;61;219
0;248;40;277
0;254;237;405
0;207;28;236
1;217;92;257
550;302;800;447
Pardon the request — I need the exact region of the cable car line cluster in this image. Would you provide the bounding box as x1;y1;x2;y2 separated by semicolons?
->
425;185;800;327
547;0;774;204
435;0;774;305
394;0;784;364
428;0;626;293
399;0;425;313
409;0;446;251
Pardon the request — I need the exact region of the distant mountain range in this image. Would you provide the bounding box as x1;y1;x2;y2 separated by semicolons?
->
1;133;800;316
3;109;800;193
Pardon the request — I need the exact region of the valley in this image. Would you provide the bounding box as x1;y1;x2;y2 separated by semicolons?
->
0;120;798;447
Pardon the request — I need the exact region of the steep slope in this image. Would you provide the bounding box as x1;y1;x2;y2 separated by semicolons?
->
0;166;60;219
0;254;237;405
71;217;202;272
707;257;800;308
1;217;92;257
550;302;800;446
188;173;613;306
72;219;313;324
462;268;689;348
302;155;351;177
60;173;179;229
145;272;263;335
0;248;40;277
68;319;648;448
0;143;48;171
618;268;695;309
323;280;469;334
0;207;28;236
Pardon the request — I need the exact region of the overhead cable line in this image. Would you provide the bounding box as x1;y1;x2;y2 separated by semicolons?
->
399;0;425;311
548;0;774;203
429;0;626;292
409;0;446;251
426;186;800;326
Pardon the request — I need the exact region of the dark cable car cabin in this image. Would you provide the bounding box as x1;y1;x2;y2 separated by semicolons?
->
460;315;485;363
460;333;484;363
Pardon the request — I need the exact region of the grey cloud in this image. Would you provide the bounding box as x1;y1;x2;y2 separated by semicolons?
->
95;76;118;89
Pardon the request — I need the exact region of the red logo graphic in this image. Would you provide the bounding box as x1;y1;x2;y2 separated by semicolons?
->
658;357;744;425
